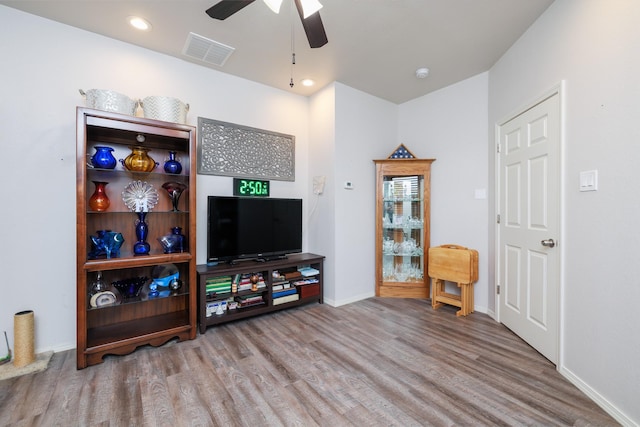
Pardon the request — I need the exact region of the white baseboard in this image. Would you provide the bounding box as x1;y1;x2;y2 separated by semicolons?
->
559;365;636;426
326;291;376;308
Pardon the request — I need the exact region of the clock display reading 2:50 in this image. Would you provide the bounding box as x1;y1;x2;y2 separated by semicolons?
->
233;178;270;197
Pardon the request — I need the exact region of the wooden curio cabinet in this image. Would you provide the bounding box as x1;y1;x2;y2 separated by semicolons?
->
374;146;435;298
76;107;197;369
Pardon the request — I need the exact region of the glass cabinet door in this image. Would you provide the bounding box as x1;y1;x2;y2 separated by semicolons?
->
381;175;424;283
375;158;434;299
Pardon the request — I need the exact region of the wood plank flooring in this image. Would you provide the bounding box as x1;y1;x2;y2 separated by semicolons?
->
0;298;618;426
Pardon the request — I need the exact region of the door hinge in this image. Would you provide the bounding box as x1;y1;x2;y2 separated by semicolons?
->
497;143;501;153
497;285;501;295
497;214;501;224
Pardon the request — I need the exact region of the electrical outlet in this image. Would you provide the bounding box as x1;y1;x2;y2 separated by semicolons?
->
313;175;326;194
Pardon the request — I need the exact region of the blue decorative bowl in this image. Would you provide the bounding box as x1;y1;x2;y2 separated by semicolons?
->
112;276;148;299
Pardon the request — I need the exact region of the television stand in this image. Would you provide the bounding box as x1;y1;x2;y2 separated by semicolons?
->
196;253;324;333
256;255;288;262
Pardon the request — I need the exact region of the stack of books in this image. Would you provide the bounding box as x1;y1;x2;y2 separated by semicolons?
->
234;293;264;308
272;280;292;292
205;276;233;298
235;273;266;291
297;266;320;277
292;277;319;286
273;292;299;305
272;285;299;305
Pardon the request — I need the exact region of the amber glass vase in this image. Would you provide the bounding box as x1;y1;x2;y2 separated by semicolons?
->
88;181;110;211
120;147;158;172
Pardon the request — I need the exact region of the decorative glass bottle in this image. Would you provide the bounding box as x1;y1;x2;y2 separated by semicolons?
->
133;211;151;255
172;226;186;252
163;151;182;174
89;181;110;211
89;271;107;296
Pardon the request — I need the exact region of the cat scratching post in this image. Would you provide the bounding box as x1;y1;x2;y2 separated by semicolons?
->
13;310;35;367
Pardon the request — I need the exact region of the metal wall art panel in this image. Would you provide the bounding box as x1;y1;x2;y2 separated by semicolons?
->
197;117;295;181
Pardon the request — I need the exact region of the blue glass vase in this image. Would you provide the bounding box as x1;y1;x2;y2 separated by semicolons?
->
90;146;117;169
89;230;108;259
172;226;186;252
163;151;182;174
103;231;124;259
133;212;151;256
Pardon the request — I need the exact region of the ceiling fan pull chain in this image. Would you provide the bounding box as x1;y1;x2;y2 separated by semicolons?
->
290;3;296;87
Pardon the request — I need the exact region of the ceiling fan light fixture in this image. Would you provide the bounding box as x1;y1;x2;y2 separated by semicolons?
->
263;0;282;14
300;0;323;18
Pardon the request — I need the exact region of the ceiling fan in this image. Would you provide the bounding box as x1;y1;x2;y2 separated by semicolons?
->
206;0;328;48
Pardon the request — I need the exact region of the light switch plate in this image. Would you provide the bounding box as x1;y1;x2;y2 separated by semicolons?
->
474;188;487;199
580;170;598;192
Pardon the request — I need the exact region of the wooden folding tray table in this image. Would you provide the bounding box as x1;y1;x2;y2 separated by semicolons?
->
428;244;478;316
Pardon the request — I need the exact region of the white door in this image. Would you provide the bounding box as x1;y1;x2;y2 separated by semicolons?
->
498;92;560;364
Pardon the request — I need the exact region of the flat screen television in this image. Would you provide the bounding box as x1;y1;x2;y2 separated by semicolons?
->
207;196;303;264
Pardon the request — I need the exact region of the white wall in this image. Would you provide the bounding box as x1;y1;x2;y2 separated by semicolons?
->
308;82;397;306
334;83;397;304
308;84;337;301
398;73;490;313
0;6;310;353
489;0;640;424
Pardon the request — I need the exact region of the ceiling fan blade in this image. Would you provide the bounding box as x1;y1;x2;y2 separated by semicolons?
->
206;0;256;20
294;0;328;48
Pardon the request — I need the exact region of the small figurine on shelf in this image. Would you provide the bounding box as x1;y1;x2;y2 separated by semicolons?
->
250;274;259;291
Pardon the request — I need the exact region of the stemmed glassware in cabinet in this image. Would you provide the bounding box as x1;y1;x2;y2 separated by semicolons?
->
162;182;187;212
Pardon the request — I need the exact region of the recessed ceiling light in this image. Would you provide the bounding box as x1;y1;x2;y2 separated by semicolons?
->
415;67;429;79
128;16;152;31
301;79;315;87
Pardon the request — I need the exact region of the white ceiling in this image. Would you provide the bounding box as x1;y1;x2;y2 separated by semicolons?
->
1;0;554;104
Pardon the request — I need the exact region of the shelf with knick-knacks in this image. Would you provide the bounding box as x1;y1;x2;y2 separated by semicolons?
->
85;139;190;262
76;107;197;369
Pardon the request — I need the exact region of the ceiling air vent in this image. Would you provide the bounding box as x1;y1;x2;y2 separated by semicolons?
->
182;32;235;67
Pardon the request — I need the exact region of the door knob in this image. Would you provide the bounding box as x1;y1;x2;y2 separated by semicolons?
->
541;238;556;248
